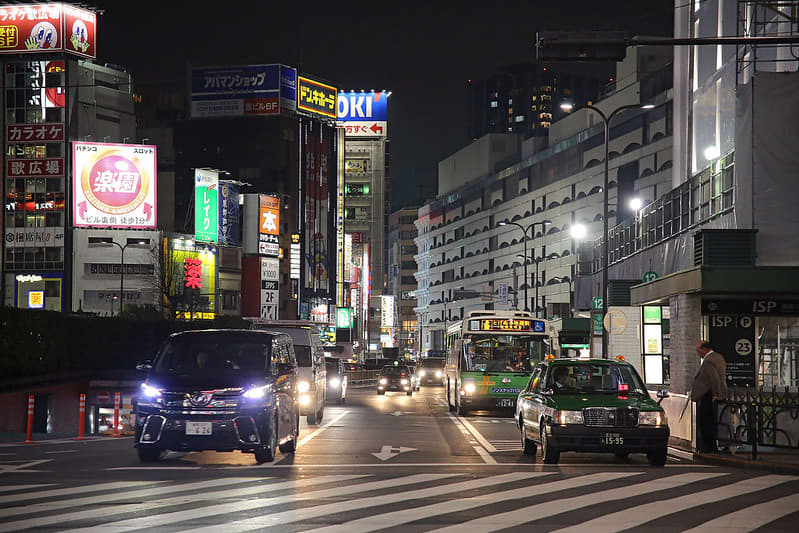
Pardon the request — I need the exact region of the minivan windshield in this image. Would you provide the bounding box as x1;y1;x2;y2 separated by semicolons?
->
419;359;444;369
153;332;270;376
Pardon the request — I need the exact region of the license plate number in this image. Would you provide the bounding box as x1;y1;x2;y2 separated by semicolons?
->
601;433;624;446
186;421;212;435
498;399;515;407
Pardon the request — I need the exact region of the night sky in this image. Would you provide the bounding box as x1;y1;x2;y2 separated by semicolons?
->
94;1;674;211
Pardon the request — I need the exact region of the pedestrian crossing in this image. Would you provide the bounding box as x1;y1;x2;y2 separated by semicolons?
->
0;470;797;532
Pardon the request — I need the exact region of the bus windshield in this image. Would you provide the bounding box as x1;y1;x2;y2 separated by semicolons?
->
462;335;549;373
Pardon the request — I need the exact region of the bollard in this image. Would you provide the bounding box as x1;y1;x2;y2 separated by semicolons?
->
112;392;121;438
74;393;86;441
24;395;34;444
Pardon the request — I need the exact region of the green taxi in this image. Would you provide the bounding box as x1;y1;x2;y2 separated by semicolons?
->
515;358;669;465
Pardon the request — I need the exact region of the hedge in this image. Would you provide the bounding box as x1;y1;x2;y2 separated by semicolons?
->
0;307;250;379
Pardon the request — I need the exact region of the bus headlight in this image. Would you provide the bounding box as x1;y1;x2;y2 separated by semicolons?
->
435;370;443;378
298;381;311;393
463;383;476;394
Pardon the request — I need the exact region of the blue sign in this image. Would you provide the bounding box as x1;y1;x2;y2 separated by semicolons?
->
337;91;388;121
191;64;281;99
533;320;545;333
279;66;297;111
218;182;240;246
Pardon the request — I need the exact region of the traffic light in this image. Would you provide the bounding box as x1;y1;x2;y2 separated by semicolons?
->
535;31;631;62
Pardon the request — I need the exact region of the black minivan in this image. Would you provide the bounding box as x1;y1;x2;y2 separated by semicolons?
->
134;329;300;464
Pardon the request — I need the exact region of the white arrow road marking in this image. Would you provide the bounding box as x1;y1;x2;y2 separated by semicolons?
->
389;411;413;416
371;445;417;461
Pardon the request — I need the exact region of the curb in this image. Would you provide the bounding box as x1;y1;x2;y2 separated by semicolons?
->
695;452;799;475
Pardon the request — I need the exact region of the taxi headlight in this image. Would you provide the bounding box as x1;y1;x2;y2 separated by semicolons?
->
639;411;667;426
379;378;388;385
463;383;476;394
329;377;341;388
435;370;442;378
400;379;408;385
555;409;584;425
297;381;311;393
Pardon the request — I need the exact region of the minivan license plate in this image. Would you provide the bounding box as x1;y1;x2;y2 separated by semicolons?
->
186;421;212;435
600;432;623;446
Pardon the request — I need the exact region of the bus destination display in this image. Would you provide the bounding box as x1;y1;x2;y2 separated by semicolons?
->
469;318;544;332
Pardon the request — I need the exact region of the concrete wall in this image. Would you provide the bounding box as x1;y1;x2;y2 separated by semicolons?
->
0;381;85;434
438;134;520;196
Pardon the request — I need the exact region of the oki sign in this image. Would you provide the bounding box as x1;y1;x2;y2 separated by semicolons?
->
72;142;157;229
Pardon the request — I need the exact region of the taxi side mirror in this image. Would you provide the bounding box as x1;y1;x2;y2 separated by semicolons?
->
656;389;669;404
136;360;152;372
541;388;554;396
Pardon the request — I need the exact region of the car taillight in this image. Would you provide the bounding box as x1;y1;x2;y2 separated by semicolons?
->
618;384;629;391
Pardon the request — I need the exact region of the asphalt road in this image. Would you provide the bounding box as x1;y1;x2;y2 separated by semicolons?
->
1;387;798;531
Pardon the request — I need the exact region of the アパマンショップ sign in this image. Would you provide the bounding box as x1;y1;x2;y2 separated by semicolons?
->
72;142;157;229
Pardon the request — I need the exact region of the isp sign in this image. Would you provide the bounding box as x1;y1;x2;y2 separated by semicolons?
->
337;91;388;121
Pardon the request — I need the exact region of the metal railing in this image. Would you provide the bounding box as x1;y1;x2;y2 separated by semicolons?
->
345;370;381;387
716;386;799;460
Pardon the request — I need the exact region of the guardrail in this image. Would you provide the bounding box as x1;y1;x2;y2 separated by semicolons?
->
345;370;381;388
716;386;799;460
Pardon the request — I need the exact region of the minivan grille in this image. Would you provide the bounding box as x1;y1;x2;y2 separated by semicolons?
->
583;407;638;428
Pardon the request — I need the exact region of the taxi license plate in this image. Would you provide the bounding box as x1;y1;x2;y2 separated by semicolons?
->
600;432;624;446
498;399;514;407
186;422;212;435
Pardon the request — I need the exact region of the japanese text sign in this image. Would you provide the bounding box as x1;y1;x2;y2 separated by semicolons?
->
336;91;388;121
297;76;337;119
184;258;203;289
190;64;296;118
0;3;96;58
218;182;240;246
472;318;537;332
194;169;219;243
7;123;64;143
72;142;157;229
7;158;63;177
259;195;280;236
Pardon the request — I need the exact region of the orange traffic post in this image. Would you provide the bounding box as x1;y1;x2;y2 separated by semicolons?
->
24;395;34;444
74;393;86;441
112;392;121;438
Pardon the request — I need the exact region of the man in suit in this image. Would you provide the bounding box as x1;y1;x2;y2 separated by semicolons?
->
691;340;728;453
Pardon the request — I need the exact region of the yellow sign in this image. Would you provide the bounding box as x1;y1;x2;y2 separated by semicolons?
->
480;319;533;332
28;291;44;309
297;76;337;119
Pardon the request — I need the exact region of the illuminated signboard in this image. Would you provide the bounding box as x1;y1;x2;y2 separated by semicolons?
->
0;3;96;58
73;142;157;229
381;295;395;328
183;258;203;289
190;64;297;118
28;290;44;309
337;307;353;328
297;76;337;119
218;181;240;246
336;127;345;307
336;91;388;138
194;169;218;242
259;195;280;257
468;318;545;333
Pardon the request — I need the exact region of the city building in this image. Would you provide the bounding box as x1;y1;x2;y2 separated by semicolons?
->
415;46;674;357
387;207;419;357
1;5;148;312
466;63;609;144
337;91;391;352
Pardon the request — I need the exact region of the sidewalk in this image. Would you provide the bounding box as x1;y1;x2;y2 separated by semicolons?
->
696;447;799;475
0;432;132;444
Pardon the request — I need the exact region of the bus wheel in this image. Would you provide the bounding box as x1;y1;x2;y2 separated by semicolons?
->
456;391;469;416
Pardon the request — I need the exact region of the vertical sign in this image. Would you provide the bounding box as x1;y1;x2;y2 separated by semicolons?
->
336;127;346;307
709;314;756;387
218;182;240;246
195;169;218;242
260;257;279;320
497;282;508;305
290;233;301;280
259;195;280;256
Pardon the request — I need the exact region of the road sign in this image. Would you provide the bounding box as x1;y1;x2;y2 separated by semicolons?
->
592;312;604;336
96;391;110;404
498;282;508;305
592;296;603;310
604;309;627;334
643;270;659;282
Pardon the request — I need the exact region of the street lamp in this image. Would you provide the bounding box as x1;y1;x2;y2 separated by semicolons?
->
88;237;150;315
559;101;653;357
517;252;558;317
498;220;551;312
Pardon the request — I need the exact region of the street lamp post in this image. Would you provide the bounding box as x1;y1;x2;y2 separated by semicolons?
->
518;253;558;318
88;237;150;315
560;101;653;357
499;220;551;314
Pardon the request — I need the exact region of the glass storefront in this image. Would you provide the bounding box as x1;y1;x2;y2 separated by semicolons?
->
757;316;799;388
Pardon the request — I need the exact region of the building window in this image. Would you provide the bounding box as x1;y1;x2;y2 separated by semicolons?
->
489;100;498;108
514;115;525;123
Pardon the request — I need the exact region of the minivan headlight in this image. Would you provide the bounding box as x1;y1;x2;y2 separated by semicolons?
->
639;411;667;426
140;383;161;399
379;378;388;385
243;384;271;399
298;381;311;393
